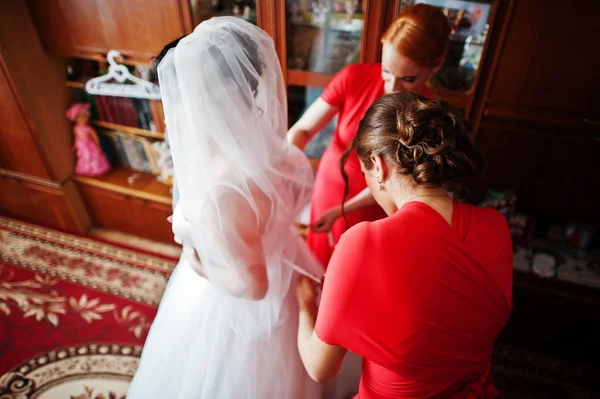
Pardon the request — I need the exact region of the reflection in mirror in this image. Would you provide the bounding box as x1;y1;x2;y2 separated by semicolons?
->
401;0;493;92
286;0;365;75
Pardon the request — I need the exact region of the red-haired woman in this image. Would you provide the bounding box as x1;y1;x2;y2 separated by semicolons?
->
288;4;452;266
296;93;513;399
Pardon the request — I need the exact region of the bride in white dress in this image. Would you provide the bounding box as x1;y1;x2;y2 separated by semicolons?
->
127;17;324;399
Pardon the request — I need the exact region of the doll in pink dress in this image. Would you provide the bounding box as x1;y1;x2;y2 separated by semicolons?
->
66;103;110;176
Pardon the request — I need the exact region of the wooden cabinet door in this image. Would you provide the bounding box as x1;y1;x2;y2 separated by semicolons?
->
486;0;600;126
78;184;173;244
0;177;90;233
26;0;109;58
0;59;50;179
477;120;600;224
27;0;193;63
97;0;193;60
392;0;502;113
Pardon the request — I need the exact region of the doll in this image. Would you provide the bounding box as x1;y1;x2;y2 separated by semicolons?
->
66;103;111;176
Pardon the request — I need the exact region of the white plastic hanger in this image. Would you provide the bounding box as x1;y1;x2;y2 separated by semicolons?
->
85;50;161;100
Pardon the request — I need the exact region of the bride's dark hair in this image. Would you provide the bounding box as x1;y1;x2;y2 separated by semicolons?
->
152;28;263;96
151;36;184;83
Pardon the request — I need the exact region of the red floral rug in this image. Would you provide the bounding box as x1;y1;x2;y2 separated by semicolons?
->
0;215;177;398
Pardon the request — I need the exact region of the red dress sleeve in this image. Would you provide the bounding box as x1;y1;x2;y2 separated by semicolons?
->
314;222;368;347
320;65;356;108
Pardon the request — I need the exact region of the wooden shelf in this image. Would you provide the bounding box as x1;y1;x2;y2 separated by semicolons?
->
288;70;334;88
66;80;86;89
91;120;165;140
74;167;172;206
83;52;151;67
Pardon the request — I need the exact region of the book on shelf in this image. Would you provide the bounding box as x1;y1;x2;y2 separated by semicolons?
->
99;129;162;175
70;88;165;133
108;134;130;169
141;138;161;175
149;100;165;133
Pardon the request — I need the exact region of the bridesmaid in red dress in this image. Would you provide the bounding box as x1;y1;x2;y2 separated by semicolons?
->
288;4;451;267
296;93;513;399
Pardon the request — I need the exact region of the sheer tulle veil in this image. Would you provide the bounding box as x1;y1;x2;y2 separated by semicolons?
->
158;17;322;338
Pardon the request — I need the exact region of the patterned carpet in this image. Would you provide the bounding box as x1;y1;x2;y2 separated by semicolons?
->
0;215;176;398
1;215;598;398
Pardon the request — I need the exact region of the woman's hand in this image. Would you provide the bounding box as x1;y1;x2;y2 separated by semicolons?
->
296;274;346;383
287;98;339;150
182;245;207;278
168;214;206;278
311;206;342;233
167;215;183;245
296;275;319;315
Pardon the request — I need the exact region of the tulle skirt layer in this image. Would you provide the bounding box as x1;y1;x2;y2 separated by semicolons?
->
128;258;321;399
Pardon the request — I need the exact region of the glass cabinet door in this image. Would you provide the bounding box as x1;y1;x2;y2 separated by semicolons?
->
285;0;367;86
398;0;494;94
189;0;258;27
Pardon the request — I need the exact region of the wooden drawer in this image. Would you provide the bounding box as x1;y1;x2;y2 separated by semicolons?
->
77;183;173;244
0;174;90;233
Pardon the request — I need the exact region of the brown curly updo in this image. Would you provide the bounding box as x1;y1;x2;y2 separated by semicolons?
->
341;92;484;202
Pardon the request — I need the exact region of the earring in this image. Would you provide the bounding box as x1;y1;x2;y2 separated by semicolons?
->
377;177;384;191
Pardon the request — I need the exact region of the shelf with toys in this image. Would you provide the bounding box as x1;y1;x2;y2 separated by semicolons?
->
66;56;171;178
65;54;175;243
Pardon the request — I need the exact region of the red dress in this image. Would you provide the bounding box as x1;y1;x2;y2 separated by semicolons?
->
74;125;111;176
315;200;513;399
308;63;434;267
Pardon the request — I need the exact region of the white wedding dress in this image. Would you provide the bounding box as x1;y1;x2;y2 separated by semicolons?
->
128;18;324;399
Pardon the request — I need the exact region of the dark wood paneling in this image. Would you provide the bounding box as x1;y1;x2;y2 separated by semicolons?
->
487;0;600;122
78;184;173;244
0;1;75;181
477;121;600;224
0;60;50;178
361;0;386;64
472;0;600;226
27;0;192;63
26;0;107;57
0;176;91;233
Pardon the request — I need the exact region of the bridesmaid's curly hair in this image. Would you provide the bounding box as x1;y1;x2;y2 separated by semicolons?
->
340;92;484;217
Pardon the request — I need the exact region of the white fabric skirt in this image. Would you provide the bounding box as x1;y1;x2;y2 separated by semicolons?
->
128;258;322;399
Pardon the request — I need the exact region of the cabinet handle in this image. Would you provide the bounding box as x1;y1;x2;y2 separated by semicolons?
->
582;117;600;126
